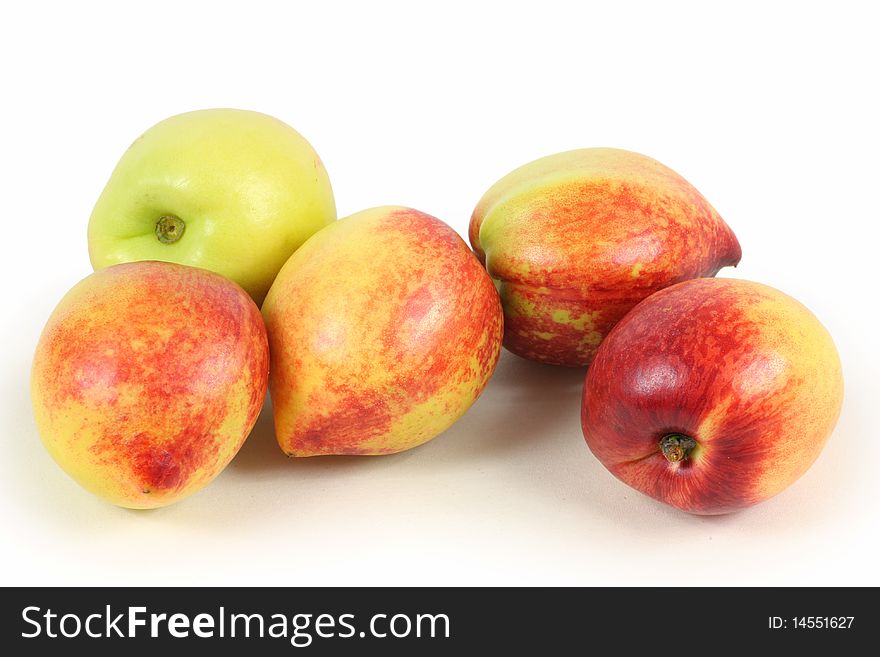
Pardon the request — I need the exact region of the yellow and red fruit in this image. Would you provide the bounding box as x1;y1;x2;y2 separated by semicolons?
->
263;206;504;456
469;148;741;366
581;278;843;514
31;261;269;508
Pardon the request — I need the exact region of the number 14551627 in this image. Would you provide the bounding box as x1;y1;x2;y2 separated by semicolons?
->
769;617;854;630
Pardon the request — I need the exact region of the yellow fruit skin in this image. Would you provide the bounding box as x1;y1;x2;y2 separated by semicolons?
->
88;109;336;305
263;206;504;457
470;148;741;366
31;261;269;509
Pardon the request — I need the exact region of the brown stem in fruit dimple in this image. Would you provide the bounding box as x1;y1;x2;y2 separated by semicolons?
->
660;434;698;463
155;215;185;244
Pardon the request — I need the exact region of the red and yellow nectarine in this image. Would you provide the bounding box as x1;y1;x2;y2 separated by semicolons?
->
470;148;741;366
263;206;503;456
581;278;843;514
31;261;269;508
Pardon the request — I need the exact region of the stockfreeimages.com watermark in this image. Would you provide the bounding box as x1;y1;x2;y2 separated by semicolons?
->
21;605;450;646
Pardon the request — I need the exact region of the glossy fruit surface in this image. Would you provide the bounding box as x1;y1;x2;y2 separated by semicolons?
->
582;278;843;514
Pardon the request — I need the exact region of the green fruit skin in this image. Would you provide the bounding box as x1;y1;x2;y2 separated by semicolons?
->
88;108;336;304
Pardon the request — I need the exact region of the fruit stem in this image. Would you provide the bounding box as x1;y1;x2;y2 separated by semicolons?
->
659;433;698;463
155;215;185;244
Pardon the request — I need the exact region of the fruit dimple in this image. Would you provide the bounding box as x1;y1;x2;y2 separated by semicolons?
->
659;433;698;463
155;214;186;244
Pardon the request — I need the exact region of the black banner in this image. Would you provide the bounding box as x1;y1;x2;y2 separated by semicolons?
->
1;587;870;654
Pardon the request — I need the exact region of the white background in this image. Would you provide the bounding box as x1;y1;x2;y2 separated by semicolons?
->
1;1;877;586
